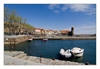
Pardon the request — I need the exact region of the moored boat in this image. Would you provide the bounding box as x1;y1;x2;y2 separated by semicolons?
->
27;38;32;42
70;47;84;57
43;38;48;42
60;48;72;58
60;49;65;56
65;49;72;58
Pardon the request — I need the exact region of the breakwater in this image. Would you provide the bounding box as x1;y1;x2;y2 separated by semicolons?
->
4;35;33;44
4;35;96;44
33;36;96;40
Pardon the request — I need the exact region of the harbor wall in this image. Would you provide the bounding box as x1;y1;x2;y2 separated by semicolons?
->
33;36;96;40
4;35;32;44
4;35;96;44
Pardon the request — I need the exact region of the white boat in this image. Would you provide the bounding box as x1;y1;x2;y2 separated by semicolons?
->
28;38;32;42
43;38;48;42
60;49;65;56
60;49;72;58
70;47;84;57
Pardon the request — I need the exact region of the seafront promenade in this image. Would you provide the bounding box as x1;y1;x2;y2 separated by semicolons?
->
4;51;85;65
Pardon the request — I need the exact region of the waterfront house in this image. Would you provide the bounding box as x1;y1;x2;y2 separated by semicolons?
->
34;28;59;36
34;28;42;35
44;29;49;35
60;30;70;35
34;28;45;35
53;29;58;35
60;27;74;36
44;29;58;35
48;30;54;35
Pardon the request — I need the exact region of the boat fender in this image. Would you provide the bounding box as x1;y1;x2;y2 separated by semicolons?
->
85;62;89;65
52;58;55;60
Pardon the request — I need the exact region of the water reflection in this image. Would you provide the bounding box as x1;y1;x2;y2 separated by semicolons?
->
4;41;28;53
71;56;83;62
59;54;83;62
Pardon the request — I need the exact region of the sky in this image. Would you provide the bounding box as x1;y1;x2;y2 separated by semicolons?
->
4;4;96;34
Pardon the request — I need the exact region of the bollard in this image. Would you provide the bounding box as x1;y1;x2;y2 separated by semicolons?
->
10;40;12;52
28;45;30;55
14;38;16;51
40;55;42;63
52;58;55;60
85;62;89;65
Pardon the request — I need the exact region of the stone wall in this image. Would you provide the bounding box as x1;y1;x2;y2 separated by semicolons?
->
4;35;32;44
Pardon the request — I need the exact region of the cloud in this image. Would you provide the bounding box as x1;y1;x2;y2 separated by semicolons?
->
74;25;96;34
81;26;95;29
68;4;96;15
48;4;60;10
48;4;96;15
62;5;69;11
54;10;60;13
70;4;91;12
48;4;60;13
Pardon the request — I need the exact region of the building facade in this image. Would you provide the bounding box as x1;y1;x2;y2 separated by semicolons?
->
60;27;74;36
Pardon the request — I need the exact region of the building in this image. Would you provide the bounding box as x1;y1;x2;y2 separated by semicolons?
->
53;29;58;35
45;29;58;35
34;28;59;36
60;30;70;35
60;27;74;36
34;28;45;35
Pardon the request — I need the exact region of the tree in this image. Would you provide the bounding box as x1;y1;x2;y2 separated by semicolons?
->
4;8;10;23
9;10;17;23
15;15;23;34
4;8;35;35
8;10;17;34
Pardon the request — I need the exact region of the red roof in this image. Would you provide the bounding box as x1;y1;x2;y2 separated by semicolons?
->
60;30;70;33
60;30;70;32
35;28;44;30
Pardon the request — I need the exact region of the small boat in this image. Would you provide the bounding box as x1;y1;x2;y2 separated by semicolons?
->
27;38;32;42
43;38;48;42
65;49;72;58
60;49;65;56
70;47;84;57
60;49;72;58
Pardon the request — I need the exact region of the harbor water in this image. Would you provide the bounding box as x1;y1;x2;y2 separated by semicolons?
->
4;39;96;64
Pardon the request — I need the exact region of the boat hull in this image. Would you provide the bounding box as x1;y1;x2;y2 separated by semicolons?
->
71;47;84;57
71;52;83;57
43;39;48;42
27;39;32;42
65;53;72;58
